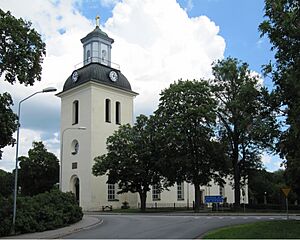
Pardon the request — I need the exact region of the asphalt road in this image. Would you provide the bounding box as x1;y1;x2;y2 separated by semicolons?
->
64;214;291;239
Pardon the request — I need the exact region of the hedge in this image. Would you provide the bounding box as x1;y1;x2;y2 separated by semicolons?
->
0;190;83;237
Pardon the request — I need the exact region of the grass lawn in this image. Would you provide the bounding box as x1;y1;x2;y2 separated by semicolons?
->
203;220;300;239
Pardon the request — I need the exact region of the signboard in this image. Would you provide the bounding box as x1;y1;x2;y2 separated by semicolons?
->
205;195;223;203
281;188;291;197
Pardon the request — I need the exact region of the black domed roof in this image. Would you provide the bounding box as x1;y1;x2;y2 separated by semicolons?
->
62;63;136;94
81;26;114;44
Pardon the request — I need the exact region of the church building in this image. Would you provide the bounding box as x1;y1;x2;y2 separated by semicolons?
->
57;20;247;211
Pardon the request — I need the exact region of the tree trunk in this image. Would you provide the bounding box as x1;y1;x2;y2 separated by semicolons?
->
194;184;201;212
139;191;147;212
233;145;241;209
234;163;241;209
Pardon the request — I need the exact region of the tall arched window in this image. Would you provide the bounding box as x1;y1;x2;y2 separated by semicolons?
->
72;100;79;125
87;50;91;63
105;99;111;123
116;101;121;124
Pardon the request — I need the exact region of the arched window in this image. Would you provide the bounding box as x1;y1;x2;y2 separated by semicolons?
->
87;50;91;63
72;100;79;125
105;99;111;123
116;101;121;124
71;139;79;155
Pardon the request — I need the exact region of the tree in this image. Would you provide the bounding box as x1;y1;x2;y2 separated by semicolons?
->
0;9;46;156
154;80;228;212
248;169;285;204
0;169;13;198
259;0;300;200
0;9;46;85
18;141;59;196
211;57;279;208
93;115;163;212
0;93;18;159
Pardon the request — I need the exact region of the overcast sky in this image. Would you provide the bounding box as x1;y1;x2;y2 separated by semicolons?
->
0;0;283;172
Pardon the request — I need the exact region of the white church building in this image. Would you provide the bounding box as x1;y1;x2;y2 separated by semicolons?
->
57;22;247;211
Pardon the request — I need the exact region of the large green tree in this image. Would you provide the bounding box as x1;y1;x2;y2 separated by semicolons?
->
0;93;18;159
248;169;286;205
0;9;46;156
212;57;278;208
154;80;228;212
259;0;300;199
18;142;59;196
93;115;163;212
0;9;46;85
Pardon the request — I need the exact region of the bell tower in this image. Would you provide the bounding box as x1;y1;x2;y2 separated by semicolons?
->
81;16;114;66
57;19;138;211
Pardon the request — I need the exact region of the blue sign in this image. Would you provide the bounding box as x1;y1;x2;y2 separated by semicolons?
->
205;195;223;203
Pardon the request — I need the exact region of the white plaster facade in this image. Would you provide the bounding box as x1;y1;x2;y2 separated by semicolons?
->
58;26;247;211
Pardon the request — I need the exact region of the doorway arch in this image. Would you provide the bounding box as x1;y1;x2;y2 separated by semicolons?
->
70;175;80;203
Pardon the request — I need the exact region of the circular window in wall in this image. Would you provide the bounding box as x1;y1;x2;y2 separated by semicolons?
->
71;140;79;155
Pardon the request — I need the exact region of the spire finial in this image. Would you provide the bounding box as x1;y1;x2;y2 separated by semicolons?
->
95;15;100;27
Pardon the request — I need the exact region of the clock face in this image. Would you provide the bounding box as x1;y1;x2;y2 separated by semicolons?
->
72;71;79;82
109;70;118;82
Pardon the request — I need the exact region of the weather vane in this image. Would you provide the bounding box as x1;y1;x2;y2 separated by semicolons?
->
96;15;100;27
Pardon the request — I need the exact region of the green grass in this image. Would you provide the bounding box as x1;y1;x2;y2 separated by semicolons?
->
203;220;300;239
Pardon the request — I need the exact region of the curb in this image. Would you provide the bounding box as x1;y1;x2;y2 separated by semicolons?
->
52;218;104;239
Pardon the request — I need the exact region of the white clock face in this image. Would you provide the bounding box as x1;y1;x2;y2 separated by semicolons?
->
109;71;118;82
72;71;79;82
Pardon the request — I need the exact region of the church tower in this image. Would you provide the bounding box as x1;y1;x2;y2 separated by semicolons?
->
57;19;138;210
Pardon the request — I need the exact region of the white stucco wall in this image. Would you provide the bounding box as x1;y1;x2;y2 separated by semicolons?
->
59;82;137;211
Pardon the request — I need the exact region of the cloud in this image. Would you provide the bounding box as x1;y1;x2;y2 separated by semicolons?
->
249;70;264;87
105;0;225;113
262;153;272;165
0;0;225;171
262;153;284;172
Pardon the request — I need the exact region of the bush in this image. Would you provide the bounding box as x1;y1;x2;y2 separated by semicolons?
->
0;190;83;237
121;201;130;209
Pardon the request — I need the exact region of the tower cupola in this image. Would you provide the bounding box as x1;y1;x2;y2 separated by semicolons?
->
81;16;114;66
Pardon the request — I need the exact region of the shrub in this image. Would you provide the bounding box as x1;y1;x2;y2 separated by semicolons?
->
0;190;83;237
121;201;130;209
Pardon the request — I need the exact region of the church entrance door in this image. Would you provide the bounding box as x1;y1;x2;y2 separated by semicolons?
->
75;178;80;203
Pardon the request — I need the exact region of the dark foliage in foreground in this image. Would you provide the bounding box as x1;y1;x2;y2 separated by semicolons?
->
0;190;83;237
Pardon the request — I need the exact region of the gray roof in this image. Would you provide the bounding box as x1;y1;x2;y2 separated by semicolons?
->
81;26;114;43
62;63;136;94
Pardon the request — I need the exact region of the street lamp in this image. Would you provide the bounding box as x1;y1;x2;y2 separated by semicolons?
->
12;87;57;233
60;127;86;191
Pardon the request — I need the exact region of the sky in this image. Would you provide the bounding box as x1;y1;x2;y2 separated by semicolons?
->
0;0;283;172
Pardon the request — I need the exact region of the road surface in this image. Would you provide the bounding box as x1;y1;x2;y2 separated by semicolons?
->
64;214;291;239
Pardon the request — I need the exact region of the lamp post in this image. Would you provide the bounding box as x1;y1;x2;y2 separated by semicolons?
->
12;87;57;234
60;127;86;191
